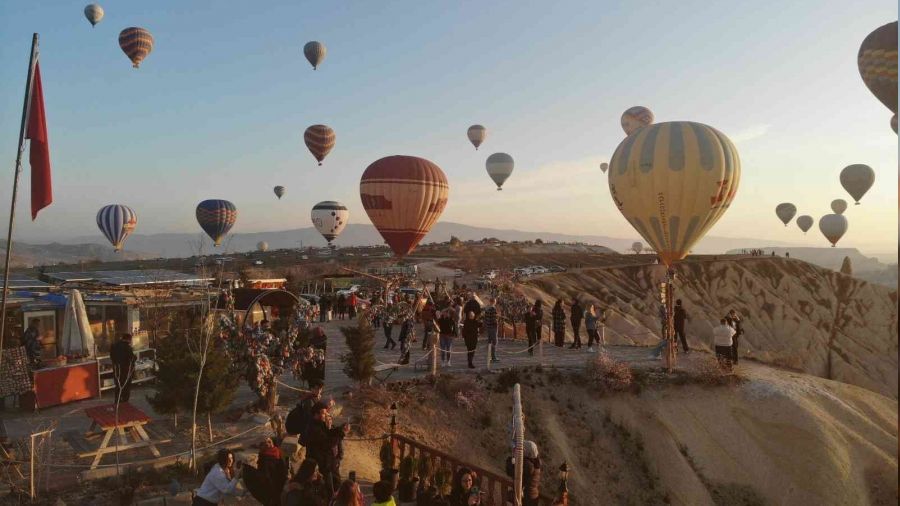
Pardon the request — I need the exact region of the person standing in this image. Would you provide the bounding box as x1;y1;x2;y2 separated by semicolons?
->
422;302;437;351
551;300;566;348
110;333;137;403
569;299;583;349
453;297;464;339
462;311;480;369
398;316;414;364
584;304;600;352
482;297;500;363
382;309;396;350
528;300;543;357
463;292;482;320
21;319;43;369
725;309;744;365
712;318;736;371
437;310;457;366
348;292;358;318
305;402;342;498
336;294;347;320
673;299;690;353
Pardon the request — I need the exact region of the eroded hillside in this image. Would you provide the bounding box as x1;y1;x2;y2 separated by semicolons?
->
524;257;899;398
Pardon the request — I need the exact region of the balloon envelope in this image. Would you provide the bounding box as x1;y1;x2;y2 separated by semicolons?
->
360;155;449;257
257;241;268;252
608;121;740;266
486;152;514;190
118;27;154;68
621;106;654;135
830;199;848;215
858;21;898;114
467;125;487;150
304;125;335;165
600;162;609;174
304;41;326;70
775;203;797;226
196;199;237;246
840;164;875;204
84;4;104;26
274;186;285;199
796;215;814;234
819;214;848;247
96;204;137;251
631;241;643;254
311;201;349;244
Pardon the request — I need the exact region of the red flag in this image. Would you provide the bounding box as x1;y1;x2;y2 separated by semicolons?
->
26;62;52;220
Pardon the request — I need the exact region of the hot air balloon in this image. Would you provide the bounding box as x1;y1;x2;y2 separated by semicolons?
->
257;241;268;252
830;199;848;215
96;204;137;252
311;201;349;244
891;114;897;133
796;215;814;234
608;121;740;266
775;203;797;226
118;27;154;68
304;41;326;70
304;125;335;166
858;21;897;115
84;4;104;27
485;153;514;190
600;162;609;174
840;164;875;204
360;155;449;257
467;125;487;150
631;241;643;254
196;199;237;246
273;186;285;199
621;106;654;136
819;214;848;247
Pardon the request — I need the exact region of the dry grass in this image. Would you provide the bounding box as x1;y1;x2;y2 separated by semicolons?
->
586;352;635;394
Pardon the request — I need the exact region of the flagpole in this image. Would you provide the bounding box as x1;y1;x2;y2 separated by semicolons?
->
0;33;39;369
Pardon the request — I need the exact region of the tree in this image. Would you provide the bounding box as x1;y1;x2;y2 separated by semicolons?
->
449;236;462;248
840;256;853;276
340;314;376;385
534;238;543;244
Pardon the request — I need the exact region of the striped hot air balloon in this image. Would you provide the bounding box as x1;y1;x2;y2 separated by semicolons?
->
304;125;335;166
84;4;104;27
118;27;154;68
196;199;237;246
621;106;655;136
608;121;740;266
467;125;487;150
360;156;449;257
96;204;137;252
304;41;327;70
311;201;349;244
858;21;898;115
274;186;286;199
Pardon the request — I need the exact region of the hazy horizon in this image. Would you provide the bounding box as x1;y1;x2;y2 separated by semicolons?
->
1;1;896;254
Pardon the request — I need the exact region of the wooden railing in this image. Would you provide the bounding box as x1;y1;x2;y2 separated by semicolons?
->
392;434;556;506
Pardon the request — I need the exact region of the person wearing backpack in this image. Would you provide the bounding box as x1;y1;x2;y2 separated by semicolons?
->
286;380;324;443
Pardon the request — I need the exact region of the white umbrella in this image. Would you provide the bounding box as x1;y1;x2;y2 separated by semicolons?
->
60;289;95;357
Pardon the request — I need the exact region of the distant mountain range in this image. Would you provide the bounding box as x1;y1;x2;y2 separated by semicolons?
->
3;222;895;277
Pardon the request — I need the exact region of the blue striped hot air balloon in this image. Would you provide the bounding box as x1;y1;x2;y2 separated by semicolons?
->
96;204;137;252
196;200;237;246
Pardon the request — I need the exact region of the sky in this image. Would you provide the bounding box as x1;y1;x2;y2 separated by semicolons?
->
0;0;897;257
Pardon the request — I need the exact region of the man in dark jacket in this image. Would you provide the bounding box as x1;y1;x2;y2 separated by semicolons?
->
21;319;43;369
725;309;744;364
673;299;690;353
463;292;482;320
304;402;342;497
110;333;137;402
569;299;583;349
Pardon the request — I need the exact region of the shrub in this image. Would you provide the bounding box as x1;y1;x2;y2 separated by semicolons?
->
340;314;376;385
587;352;633;394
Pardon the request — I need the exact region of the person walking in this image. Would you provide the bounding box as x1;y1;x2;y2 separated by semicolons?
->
482;297;500;363
194;449;244;505
725;309;744;365
382;309;396;350
463;292;482;320
712;318;736;371
551;300;566;348
110;333;137;403
437;310;457;366
585;304;601;352
673;299;690;353
462;311;480;369
569;299;583;349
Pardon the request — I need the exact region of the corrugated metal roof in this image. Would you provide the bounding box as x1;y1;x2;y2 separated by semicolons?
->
0;275;50;289
44;269;212;286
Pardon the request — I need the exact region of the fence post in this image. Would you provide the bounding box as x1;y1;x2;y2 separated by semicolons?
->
29;433;34;500
486;343;492;372
431;342;438;376
539;338;544;367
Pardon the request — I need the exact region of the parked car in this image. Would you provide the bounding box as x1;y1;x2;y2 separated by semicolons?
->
398;287;422;299
513;267;531;277
531;266;548;274
299;293;320;305
254;260;264;266
482;270;498;280
453;269;465;278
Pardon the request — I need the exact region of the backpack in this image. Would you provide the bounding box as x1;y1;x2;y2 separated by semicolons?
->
285;400;313;443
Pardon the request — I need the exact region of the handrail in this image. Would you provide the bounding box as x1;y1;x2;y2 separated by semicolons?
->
392;433;555;506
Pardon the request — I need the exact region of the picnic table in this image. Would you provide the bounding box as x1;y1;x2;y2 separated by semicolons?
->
65;403;171;469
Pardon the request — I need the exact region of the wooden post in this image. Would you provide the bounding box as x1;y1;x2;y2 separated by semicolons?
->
486;343;492;372
431;342;438;376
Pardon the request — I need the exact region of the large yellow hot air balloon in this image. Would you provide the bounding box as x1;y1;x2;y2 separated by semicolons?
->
608;121;740;266
858;21;897;115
